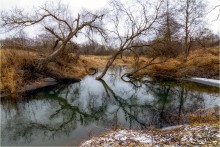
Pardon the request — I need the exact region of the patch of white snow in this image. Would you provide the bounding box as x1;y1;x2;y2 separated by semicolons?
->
191;77;220;87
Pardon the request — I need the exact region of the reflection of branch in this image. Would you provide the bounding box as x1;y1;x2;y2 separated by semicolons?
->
43;93;92;118
3;84;109;143
49;107;63;119
121;75;142;89
99;79;152;127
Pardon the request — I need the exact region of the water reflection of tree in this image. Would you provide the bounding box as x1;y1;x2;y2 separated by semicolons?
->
1;84;108;145
143;81;207;127
1;74;215;145
99;79;153;129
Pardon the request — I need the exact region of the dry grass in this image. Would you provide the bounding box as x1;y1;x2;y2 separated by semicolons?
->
138;46;220;79
143;59;182;79
0;49;131;94
187;106;220;126
185;47;219;78
0;49;38;93
1;46;219;94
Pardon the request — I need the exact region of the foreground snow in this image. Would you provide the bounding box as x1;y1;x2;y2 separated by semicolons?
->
189;77;220;87
81;125;220;146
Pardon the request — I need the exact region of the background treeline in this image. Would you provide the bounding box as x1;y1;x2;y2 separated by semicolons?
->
1;29;219;57
0;0;219;60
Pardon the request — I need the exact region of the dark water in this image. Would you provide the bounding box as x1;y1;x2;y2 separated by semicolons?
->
1;67;219;146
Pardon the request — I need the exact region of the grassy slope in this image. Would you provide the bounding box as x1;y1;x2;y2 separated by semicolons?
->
138;46;219;80
0;46;219;94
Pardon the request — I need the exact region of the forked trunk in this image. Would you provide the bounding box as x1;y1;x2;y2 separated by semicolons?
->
39;43;67;65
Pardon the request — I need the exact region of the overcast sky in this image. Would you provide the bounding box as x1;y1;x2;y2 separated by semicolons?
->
0;0;108;11
0;0;219;39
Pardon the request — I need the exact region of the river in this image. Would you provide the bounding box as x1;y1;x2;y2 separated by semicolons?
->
1;67;219;146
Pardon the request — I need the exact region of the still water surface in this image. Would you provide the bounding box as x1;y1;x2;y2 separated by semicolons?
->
1;67;219;146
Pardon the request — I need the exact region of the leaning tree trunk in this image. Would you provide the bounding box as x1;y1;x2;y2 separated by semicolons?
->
96;50;123;80
38;43;67;66
29;40;80;82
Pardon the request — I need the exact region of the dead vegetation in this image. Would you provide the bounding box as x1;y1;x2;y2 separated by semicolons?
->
0;46;219;94
0;49;38;93
136;46;220;80
0;49;88;94
0;49;133;94
187;106;220;126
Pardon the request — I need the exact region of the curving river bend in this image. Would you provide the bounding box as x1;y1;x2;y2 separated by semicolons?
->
1;67;219;146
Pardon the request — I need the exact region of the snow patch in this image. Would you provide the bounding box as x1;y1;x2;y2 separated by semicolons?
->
113;130;152;143
190;77;220;87
81;125;220;146
135;135;152;143
216;133;220;138
192;77;220;84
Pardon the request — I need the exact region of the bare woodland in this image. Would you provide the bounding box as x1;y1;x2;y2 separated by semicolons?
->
1;0;219;81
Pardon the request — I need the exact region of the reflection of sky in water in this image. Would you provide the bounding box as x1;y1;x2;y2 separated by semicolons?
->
202;93;220;108
1;67;219;146
78;76;105;111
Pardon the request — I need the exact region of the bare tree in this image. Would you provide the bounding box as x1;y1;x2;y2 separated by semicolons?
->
178;0;206;60
195;28;219;48
96;0;163;80
1;3;104;81
156;0;181;57
1;2;104;66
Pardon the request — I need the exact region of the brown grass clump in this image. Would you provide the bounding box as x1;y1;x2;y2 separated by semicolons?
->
46;54;97;79
0;49;38;93
136;58;182;80
0;50;108;94
80;55;110;68
149;59;182;79
185;47;219;79
187;106;220;125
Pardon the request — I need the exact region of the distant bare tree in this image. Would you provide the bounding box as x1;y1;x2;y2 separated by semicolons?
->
195;28;219;48
96;0;163;80
156;0;181;57
178;0;206;60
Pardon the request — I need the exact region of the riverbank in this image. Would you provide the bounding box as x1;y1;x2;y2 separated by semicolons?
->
0;49;132;95
0;46;219;96
81;124;220;146
1;60;219;146
81;106;220;146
